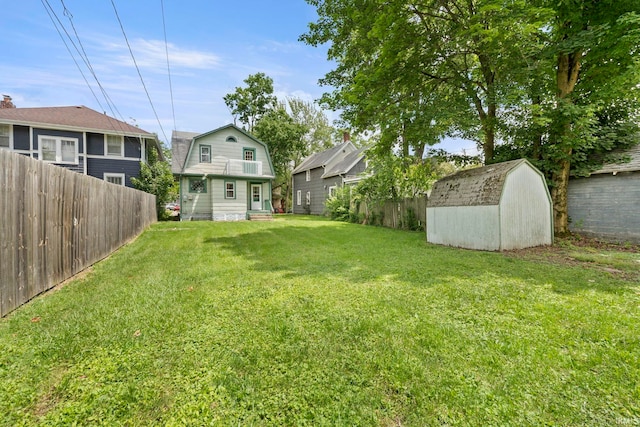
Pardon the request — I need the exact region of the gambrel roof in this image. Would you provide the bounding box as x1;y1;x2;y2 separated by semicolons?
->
170;123;275;176
171;130;199;174
428;159;537;208
293;141;355;174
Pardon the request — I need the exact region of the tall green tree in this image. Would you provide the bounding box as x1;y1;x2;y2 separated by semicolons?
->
288;97;335;161
223;73;277;131
131;147;178;218
253;105;309;209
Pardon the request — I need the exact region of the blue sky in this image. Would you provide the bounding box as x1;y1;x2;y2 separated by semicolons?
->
2;0;476;154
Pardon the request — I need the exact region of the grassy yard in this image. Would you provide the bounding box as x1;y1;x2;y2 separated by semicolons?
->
1;216;639;426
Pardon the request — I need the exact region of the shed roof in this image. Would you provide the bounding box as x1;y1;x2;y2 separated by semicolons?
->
590;144;640;174
293;142;355;174
428;159;533;208
322;146;366;178
0;105;154;136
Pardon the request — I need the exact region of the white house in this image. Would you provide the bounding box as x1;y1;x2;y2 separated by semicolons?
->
426;159;553;250
171;124;275;221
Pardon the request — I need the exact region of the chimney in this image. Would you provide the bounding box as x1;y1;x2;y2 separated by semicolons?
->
1;95;15;109
343;131;350;143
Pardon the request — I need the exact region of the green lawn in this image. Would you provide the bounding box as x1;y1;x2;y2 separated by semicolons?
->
1;217;639;426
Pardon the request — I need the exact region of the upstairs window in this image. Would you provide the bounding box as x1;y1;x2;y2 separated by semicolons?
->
106;134;124;157
0;124;10;148
306;170;310;181
306;191;311;206
38;135;78;164
243;148;255;161
200;145;211;163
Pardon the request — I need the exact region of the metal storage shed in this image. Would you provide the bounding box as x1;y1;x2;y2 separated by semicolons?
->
426;159;553;251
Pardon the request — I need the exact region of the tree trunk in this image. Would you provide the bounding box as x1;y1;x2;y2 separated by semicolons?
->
551;50;581;234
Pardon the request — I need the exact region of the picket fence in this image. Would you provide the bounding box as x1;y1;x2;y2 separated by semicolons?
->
0;150;156;317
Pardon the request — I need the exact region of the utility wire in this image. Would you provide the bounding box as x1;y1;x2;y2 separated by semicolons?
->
56;0;129;135
160;0;177;132
110;0;169;143
41;0;105;113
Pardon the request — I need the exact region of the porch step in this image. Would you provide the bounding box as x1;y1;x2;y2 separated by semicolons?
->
248;213;273;221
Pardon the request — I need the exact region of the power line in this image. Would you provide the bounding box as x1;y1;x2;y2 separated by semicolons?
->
110;0;169;143
58;0;126;129
160;0;177;132
41;0;105;112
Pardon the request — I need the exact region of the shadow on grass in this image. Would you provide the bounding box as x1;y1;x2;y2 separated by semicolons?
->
202;221;636;296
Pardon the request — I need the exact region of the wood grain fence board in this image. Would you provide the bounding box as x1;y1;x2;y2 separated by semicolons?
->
0;150;156;317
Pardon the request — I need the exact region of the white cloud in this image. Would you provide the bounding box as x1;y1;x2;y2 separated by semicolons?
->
103;38;220;70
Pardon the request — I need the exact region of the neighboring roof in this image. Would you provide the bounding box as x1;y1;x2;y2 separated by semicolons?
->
0;105;154;136
428;159;536;208
322;146;367;178
293;142;355;174
171;130;199;174
171;124;275;176
590;144;640;175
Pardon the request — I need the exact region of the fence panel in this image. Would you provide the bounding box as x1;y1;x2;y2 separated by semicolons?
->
356;196;427;231
0;150;156;317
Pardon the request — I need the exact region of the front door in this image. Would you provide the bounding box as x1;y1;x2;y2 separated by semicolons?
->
251;184;262;210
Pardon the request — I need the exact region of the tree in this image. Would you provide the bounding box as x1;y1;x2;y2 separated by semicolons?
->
252;105;308;209
131;147;178;219
288;97;334;161
223;73;277;131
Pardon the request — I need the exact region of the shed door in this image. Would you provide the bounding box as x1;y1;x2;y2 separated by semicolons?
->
251;184;262;210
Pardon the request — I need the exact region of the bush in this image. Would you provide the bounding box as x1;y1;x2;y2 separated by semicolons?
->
324;187;354;222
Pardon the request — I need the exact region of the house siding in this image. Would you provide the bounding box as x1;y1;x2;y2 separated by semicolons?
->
568;172;640;243
86;157;141;188
211;179;248;221
87;132;105;155
180;176;213;220
293;167;325;214
183;129;273;177
33;128;84;153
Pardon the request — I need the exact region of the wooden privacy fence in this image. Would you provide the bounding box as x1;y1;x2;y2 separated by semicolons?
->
357;197;427;230
0;150;157;317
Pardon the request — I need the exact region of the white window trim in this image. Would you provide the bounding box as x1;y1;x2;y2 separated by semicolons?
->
104;173;125;186
105;134;124;157
296;190;301;206
200;145;211;163
329;186;337;197
305;170;310;181
38;135;79;164
306;191;311;206
0;123;13;149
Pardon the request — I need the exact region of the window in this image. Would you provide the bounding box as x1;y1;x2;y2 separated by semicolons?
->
0;124;11;148
224;181;236;199
306;170;310;181
226;136;237;143
189;178;207;193
329;186;337;197
38;135;78;164
243;148;255;161
296;190;301;206
105;135;123;157
306;191;311;205
200;145;211;163
104;173;125;186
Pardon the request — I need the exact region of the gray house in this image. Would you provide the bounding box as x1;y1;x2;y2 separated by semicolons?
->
292;141;357;214
568;144;640;243
0;105;162;188
427;159;553;251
